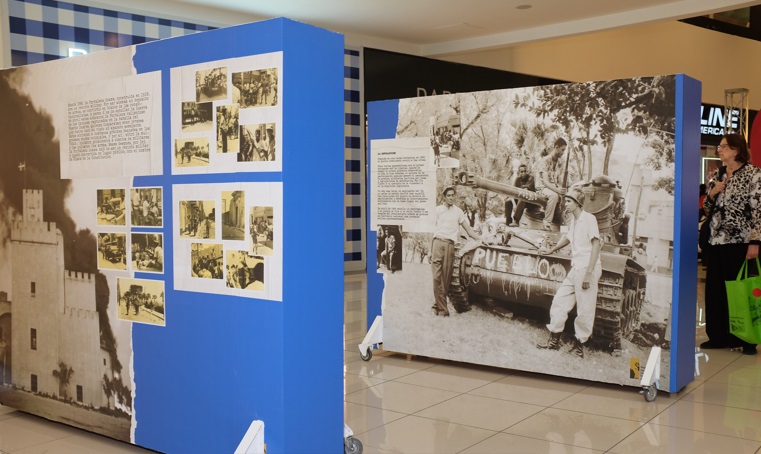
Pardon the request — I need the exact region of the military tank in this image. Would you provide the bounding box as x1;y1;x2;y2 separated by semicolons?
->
451;172;646;351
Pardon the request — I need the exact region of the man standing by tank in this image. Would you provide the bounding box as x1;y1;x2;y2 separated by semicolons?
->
536;189;602;358
506;163;536;227
430;187;481;316
535;138;569;230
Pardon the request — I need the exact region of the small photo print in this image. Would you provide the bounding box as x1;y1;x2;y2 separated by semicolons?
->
96;189;126;226
249;206;274;256
97;233;127;270
430;114;461;168
221;191;245;240
191;243;223;279
131;233;163;273
376;225;403;273
239;123;276;162
196;67;228;102
130;187;163;227
181;101;213;132
175;137;210;168
117;277;166;326
179;200;216;239
226;249;264;291
233;68;278;108
216;104;239;154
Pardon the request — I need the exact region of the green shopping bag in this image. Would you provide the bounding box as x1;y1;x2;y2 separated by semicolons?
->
726;258;761;344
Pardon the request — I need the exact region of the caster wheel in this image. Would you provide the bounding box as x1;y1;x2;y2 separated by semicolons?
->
360;347;372;361
344;436;363;454
643;384;657;402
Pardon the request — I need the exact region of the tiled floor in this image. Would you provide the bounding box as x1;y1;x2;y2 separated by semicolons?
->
0;271;759;453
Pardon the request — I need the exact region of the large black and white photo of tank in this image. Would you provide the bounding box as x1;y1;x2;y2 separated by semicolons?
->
130;187;163;227
97;233;127;270
96;188;126;226
376;225;403;273
179;200;216;239
195;67;228;102
174;137;210;168
131;233;163;273
249;206;274;256
181;101;213;132
116;277;165;327
233;68;278;108
225;250;264;291
191;243;223;279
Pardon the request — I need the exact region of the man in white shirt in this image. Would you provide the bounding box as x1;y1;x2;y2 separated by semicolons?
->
430;187;481;316
536;189;602;358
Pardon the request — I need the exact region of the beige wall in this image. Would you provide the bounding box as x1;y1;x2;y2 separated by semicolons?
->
438;21;761;109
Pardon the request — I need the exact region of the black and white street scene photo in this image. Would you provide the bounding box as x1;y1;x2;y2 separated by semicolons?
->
174;137;210;168
216;104;239;154
233;68;278;108
96;188;126;226
97;233;127;270
376;76;679;390
191;243;223;279
130;187;163;227
429;114;461;168
249;206;274;256
131;233;163;273
195;67;227;102
179;200;216;239
116;277;165;327
221;191;245;240
239;123;276;162
225;250;264;291
181;101;213;133
376;224;402;273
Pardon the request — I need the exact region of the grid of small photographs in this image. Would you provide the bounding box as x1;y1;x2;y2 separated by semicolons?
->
173;182;281;300
171;53;282;174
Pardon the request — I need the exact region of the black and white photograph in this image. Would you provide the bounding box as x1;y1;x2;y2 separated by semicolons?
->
249;206;274;256
130;187;163;227
225;250;264;291
195;67;228;102
376;76;679;390
131;233;163;273
97;232;127;270
429;114;461;168
221;191;245;240
239;123;276;162
174;137;210;168
116;277;166;327
191;243;223;279
96;188;126;226
376;224;402;273
181;101;213;132
179;200;216;239
233;68;278;108
216;104;239;154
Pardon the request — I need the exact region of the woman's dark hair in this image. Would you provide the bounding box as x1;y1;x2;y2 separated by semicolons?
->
724;133;751;164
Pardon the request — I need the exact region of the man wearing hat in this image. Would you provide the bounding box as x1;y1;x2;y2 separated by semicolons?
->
536;188;602;357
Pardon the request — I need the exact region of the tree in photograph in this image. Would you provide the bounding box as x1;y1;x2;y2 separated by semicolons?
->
52;361;74;400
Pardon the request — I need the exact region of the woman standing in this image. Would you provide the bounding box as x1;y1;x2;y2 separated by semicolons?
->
702;133;761;355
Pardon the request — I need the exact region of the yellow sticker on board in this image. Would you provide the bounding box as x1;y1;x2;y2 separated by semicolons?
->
630;358;641;379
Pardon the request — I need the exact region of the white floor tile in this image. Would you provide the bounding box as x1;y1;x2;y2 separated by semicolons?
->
608;422;761;454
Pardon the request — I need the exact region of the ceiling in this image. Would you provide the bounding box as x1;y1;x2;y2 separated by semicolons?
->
157;0;761;56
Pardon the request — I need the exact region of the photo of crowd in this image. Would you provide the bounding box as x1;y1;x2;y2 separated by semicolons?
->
96;189;126;226
131;233;163;273
97;233;126;270
216;104;239;154
175;137;210;167
232;68;278;108
239;123;275;162
249;206;274;256
131;187;163;227
191;243;223;279
225;250;264;291
181;101;213;132
117;278;166;326
196;67;228;102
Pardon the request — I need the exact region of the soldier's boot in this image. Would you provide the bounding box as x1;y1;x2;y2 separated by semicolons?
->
571;338;585;358
537;332;562;350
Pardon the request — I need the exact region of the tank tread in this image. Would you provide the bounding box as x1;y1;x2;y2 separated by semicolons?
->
449;247;471;313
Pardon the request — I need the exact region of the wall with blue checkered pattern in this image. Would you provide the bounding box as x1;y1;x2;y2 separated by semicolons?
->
4;0;366;269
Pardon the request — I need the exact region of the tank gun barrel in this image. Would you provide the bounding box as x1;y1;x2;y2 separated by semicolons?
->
457;172;548;207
